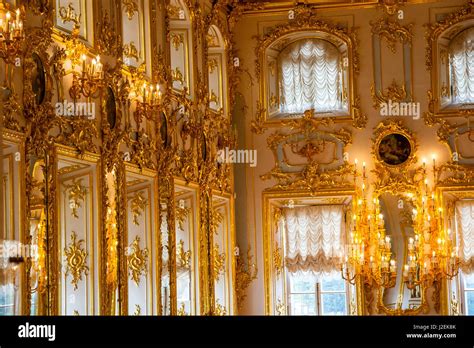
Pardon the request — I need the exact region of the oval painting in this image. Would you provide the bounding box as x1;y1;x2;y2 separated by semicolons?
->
31;53;46;105
106;87;117;129
377;133;412;166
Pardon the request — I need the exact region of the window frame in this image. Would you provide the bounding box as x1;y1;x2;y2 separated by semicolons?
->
255;21;366;130
425;6;474;119
285;272;349;316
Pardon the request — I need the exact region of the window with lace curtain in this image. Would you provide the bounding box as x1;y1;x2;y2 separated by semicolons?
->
283;205;348;315
448;27;474;106
278;39;346;115
455;200;474;315
263;34;350;120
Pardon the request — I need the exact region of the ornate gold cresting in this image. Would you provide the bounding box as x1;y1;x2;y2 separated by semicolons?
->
261;110;353;192
127;236;149;286
129;191;147;226
64;231;89;290
64;179;88;218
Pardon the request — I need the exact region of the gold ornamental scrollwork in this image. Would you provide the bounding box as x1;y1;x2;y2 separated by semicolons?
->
261;110;353;192
235;246;258;310
210;207;223;235
370;17;413;54
64;179;88;219
213;244;226;282
177;239;191;270
64;231;89;290
273;243;283;277
127;236;149;286
214;299;227;316
59;3;81;25
175;200;191;231
123;0;139;20
129;191;147;226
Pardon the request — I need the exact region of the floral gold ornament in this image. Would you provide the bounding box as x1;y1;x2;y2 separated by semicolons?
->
213;244;226;282
58;3;81;25
175;200;191;231
214;299;227;316
127;236;149;286
177;239;191;270
123;42;140;61
276;299;285;315
64;179;88;219
64;231;89;291
171;67;185;85
235;246;258;310
177;303;188;316
129;191;147;226
273;243;283;277
210;208;223;235
133;304;141;315
170;33;184;50
123;0;139;20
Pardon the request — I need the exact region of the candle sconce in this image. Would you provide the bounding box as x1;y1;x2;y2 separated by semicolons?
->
130;81;163;130
0;1;25;64
69;53;104;100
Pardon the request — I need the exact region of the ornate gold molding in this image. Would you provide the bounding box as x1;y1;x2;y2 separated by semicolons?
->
127;236;149;286
122;0;139;20
129;191;147;226
64;231;89;290
64;179;88;219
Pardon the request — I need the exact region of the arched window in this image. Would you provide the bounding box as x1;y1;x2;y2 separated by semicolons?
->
279;39;343;114
449;27;474;105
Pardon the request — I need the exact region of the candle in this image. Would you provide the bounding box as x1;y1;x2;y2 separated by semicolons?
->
81;54;86;74
390;259;396;273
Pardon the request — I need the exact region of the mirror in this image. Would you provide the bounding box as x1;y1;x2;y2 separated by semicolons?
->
377;191;425;314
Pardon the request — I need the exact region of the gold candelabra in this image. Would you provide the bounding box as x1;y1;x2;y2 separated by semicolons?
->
69;53;104;99
0;1;25;64
402;156;460;290
131;81;163;128
341;160;396;288
341;155;459;291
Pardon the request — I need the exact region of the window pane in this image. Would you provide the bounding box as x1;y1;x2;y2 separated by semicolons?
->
321;277;345;292
466;291;474;316
321;293;347;315
289;294;316;315
464;273;474;289
289;275;315;293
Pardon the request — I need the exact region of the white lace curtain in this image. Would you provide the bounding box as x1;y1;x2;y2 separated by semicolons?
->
449;27;474;104
456;201;474;273
284;205;344;274
279;39;342;114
